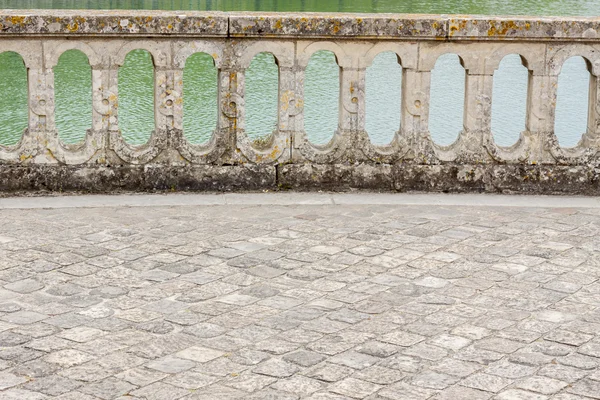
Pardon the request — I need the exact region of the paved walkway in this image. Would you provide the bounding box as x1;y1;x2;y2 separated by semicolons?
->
0;194;598;399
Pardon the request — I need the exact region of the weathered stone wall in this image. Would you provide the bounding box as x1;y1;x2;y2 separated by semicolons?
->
2;10;600;193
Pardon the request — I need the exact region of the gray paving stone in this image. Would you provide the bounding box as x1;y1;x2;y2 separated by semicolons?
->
129;382;190;400
516;376;568;395
116;367;168;386
4;278;44;293
271;375;323;396
495;389;548;400
567;378;600;399
283;350;326;367
253;358;299;378
79;377;137;400
1;311;48;325
329;377;382;398
146;356;196;373
328;350;379;370
0;371;28;390
164;370;218;389
433;386;492;400
411;371;460;389
224;373;277;392
175;346;224;363
23;375;82;396
460;373;512;393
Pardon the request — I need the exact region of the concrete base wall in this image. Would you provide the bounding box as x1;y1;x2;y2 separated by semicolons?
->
2;164;599;195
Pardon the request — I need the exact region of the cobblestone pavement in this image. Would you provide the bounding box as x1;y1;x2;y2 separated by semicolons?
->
0;200;599;399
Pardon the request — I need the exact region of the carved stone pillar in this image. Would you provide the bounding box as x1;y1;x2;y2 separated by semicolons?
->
28;66;55;163
525;73;558;163
400;68;435;162
453;71;494;162
338;66;368;161
218;69;244;163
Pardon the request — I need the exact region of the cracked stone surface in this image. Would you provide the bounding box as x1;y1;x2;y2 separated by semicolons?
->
0;202;599;399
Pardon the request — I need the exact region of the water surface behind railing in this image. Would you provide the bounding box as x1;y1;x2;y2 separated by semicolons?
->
0;0;598;148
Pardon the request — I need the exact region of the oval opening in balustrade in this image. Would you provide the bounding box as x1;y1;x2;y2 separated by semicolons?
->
118;49;155;145
183;52;218;144
0;51;27;146
366;51;402;145
555;56;591;148
429;53;465;146
491;54;528;147
305;50;340;145
245;52;279;144
54;50;92;145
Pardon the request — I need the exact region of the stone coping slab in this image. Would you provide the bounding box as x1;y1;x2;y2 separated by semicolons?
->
1;192;600;209
0;9;599;40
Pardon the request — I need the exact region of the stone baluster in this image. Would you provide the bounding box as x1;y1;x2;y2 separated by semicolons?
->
279;65;303;135
457;67;494;162
582;70;600;148
28;64;55;163
524;72;558;163
218;67;244;161
400;68;435;161
106;62;121;139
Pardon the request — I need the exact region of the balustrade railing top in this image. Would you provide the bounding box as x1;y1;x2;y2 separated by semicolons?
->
1;10;600;40
0;10;599;193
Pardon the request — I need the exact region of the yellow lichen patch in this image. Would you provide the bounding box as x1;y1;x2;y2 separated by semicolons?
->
487;20;520;37
10;16;25;25
255;145;280;162
274;20;283;30
67;22;79;32
448;19;467;36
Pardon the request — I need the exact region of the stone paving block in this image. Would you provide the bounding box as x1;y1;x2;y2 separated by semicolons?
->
164;370;218;389
58;326;104;343
271;375;323;396
223;373;277;392
377;381;436;400
329;377;382;398
283;350;326;367
44;349;94;367
128;382;190;400
495;389;549;400
23;375;82;396
433;386;492;400
1;311;48;325
4;278;44;293
146;356;196;373
411;371;460;389
79;377;137;400
253;358;299;378
174;346;224;363
328;350;379;370
0;389;50;400
567;378;600;399
0;371;28;390
460;372;512;393
516;376;568;395
116;367;168;387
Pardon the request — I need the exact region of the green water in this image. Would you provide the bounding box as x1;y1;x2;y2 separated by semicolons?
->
0;0;598;148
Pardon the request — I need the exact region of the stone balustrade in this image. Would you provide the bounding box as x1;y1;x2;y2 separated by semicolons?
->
2;10;600;193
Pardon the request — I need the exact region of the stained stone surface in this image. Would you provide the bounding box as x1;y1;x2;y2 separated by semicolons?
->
0;201;598;399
